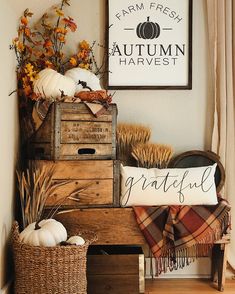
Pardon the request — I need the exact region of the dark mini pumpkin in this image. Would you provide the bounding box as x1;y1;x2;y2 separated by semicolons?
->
136;16;160;40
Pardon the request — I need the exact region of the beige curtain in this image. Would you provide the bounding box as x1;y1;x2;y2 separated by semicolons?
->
206;0;235;269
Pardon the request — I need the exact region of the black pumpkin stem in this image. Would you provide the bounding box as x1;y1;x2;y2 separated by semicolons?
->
60;241;70;246
147;16;150;22
78;80;92;92
34;220;41;230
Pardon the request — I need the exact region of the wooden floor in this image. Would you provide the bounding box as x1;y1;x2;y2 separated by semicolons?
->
145;279;235;294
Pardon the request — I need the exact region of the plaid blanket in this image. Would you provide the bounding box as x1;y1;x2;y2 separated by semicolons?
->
133;198;230;275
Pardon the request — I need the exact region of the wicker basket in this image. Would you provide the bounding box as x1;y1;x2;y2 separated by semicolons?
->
12;221;97;294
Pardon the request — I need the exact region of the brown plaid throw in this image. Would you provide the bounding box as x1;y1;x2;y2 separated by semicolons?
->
133;197;230;274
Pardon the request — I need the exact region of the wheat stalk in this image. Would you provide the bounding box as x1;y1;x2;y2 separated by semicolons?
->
16;164;88;228
132;143;174;169
117;123;151;165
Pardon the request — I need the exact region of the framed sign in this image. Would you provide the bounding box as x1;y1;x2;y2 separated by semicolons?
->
107;0;193;89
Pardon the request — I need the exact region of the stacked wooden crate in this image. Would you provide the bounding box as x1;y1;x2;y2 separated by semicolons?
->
28;101;145;293
87;245;145;294
28;102;119;209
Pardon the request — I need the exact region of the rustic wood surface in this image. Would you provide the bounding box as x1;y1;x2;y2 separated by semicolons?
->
34;160;114;179
28;102;117;160
87;274;139;294
34;160;120;208
61;111;112;122
46;179;113;207
59;143;113;158
87;255;140;275
30;106;52;143
56;208;146;245
145;279;235;293
61;121;112;144
87;247;145;293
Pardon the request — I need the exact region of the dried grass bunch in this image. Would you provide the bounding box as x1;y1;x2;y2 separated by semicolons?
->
132;143;174;169
117;123;151;165
16;163;86;228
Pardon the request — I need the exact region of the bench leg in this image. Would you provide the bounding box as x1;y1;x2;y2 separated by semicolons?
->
217;243;228;292
211;245;219;282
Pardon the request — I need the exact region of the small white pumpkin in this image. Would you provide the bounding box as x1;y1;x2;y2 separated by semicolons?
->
67;235;85;246
65;68;101;92
34;68;76;101
19;219;67;247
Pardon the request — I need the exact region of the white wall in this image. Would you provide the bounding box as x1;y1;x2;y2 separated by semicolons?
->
0;1;19;292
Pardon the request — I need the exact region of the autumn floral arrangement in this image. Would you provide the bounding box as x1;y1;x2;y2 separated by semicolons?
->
11;0;110;139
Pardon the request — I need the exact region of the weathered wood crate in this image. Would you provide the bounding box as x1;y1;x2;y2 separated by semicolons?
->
28;102;117;160
34;160;120;208
87;245;145;294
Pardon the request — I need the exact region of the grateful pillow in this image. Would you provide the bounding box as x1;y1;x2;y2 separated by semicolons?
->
120;164;218;206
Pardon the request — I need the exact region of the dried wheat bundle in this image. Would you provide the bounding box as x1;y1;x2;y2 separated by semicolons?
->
132;143;174;169
16;164;88;228
117;123;151;165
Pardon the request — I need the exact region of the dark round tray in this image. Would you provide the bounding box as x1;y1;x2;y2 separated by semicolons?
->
169;150;225;193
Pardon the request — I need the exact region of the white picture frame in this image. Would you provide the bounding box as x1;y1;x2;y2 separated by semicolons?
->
107;0;193;89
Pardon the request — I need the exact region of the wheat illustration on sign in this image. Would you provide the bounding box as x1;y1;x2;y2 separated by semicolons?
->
123;16;172;39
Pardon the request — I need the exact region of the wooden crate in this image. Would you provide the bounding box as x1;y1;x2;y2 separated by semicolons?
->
34;160;120;208
87;245;145;294
28;102;117;160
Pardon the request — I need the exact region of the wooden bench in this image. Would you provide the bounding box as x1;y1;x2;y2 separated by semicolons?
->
56;207;230;292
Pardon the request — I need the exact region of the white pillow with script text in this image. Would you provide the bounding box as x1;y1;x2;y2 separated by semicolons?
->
120;164;218;206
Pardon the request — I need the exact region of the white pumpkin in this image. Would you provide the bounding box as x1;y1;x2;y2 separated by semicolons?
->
19;219;67;247
66;235;85;246
65;68;101;92
34;68;76;101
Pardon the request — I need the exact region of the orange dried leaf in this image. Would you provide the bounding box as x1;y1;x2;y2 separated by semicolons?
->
23;85;32;96
45;60;54;69
63;17;77;32
30;92;41;101
22;76;29;87
58;35;65;43
55;27;67;34
69;57;77;66
79;63;90;70
45;48;54;57
33;49;42;58
25;46;33;54
56;9;64;17
79;40;90;50
12;37;19;45
24;27;31;37
43;39;53;48
17;42;25;52
21;16;28;26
